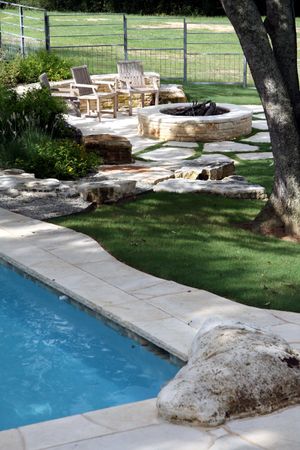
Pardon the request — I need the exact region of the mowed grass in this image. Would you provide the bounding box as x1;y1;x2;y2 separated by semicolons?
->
51;154;300;313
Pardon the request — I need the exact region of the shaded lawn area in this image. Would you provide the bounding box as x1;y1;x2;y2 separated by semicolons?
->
51;160;300;313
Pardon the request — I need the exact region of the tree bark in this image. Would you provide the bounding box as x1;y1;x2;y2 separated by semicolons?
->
220;0;300;237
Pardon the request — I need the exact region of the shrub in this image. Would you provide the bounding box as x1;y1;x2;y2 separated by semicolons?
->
17;50;73;84
0;50;72;87
16;135;101;179
0;84;66;142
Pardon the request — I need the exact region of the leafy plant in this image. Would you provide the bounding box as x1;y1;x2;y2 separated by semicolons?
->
17;50;73;84
0;50;73;87
17;136;101;179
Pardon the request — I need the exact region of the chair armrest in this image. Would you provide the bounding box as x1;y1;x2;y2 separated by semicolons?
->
116;77;132;90
144;75;159;90
71;83;97;94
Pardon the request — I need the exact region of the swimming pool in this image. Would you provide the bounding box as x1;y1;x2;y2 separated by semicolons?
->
0;260;179;431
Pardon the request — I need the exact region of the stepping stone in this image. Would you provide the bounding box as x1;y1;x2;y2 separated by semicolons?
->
142;147;195;161
203;141;259;153
253;113;266;120
163;141;198;149
153;175;266;199
242;132;271;143
242;105;264;114
175;154;235;180
237;152;273;160
96;165;174;188
252;120;268;131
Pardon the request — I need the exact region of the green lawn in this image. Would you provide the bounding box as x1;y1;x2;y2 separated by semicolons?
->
50;107;300;314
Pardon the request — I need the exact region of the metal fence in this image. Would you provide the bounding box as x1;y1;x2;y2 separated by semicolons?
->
1;2;299;86
0;1;46;57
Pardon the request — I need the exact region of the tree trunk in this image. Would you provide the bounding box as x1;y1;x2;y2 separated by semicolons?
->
220;0;300;237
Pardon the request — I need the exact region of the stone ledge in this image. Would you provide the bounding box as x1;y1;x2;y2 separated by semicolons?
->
138;103;252;142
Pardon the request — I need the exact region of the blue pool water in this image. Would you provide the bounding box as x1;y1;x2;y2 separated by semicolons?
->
0;261;179;431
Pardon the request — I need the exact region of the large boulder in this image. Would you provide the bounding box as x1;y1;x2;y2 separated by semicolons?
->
78;179;136;204
157;320;300;426
153;175;266;199
83;134;133;165
174;155;235;180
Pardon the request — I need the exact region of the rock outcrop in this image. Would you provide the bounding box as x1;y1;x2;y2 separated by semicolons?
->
157;321;300;426
153;175;266;199
83;134;133;165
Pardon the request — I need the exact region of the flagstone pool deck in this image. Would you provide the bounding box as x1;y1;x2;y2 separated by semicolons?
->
0;207;300;450
0;107;299;449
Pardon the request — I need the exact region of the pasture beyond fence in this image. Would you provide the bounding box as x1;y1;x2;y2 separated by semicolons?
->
1;1;300;86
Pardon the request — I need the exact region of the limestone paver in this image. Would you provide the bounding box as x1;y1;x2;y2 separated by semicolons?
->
133;317;197;360
210;434;261;449
203;141;259;153
270;309;300;326
44;424;214;450
84;399;160;432
132;280;197;300
20;414;114;450
141;147;195;161
163;141;199;149
237;152;273;160
242;132;271;143
67;113;161;153
0;429;23;450
269;323;300;343
147;290;284;332
242;105;264;114
252;119;268;130
226;405;300;450
254;113;266;119
102;298;172;324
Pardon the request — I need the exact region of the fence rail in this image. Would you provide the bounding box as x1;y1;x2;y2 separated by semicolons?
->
1;2;299;87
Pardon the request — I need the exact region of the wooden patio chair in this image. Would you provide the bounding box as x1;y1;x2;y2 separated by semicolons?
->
39;72;81;116
70;65;117;121
116;60;159;116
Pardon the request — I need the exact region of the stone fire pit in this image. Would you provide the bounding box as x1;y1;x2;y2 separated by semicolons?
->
138;103;252;142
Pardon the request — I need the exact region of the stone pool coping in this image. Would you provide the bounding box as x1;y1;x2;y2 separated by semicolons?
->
0;207;300;449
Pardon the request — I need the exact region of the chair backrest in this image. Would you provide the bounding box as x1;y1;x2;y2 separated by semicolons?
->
117;60;145;88
71;65;94;96
39;73;51;89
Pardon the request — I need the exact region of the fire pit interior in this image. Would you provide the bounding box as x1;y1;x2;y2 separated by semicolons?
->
138;102;252;142
162;100;229;117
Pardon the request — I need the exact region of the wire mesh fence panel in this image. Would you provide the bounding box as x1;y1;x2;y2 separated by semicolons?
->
0;1;46;58
186;20;247;84
2;6;298;86
48;12;124;75
125;16;185;80
52;45;124;75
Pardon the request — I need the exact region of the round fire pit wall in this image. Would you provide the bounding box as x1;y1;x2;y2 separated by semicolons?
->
138;103;252;142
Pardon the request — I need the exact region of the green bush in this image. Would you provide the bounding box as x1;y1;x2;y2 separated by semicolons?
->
13;135;101;179
0;84;66;142
0;50;72;87
0;55;21;88
17;50;73;84
0;83;99;180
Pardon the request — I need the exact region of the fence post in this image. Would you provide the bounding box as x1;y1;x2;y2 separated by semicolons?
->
243;56;248;88
19;6;25;57
44;11;50;52
183;18;187;82
123;14;128;60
